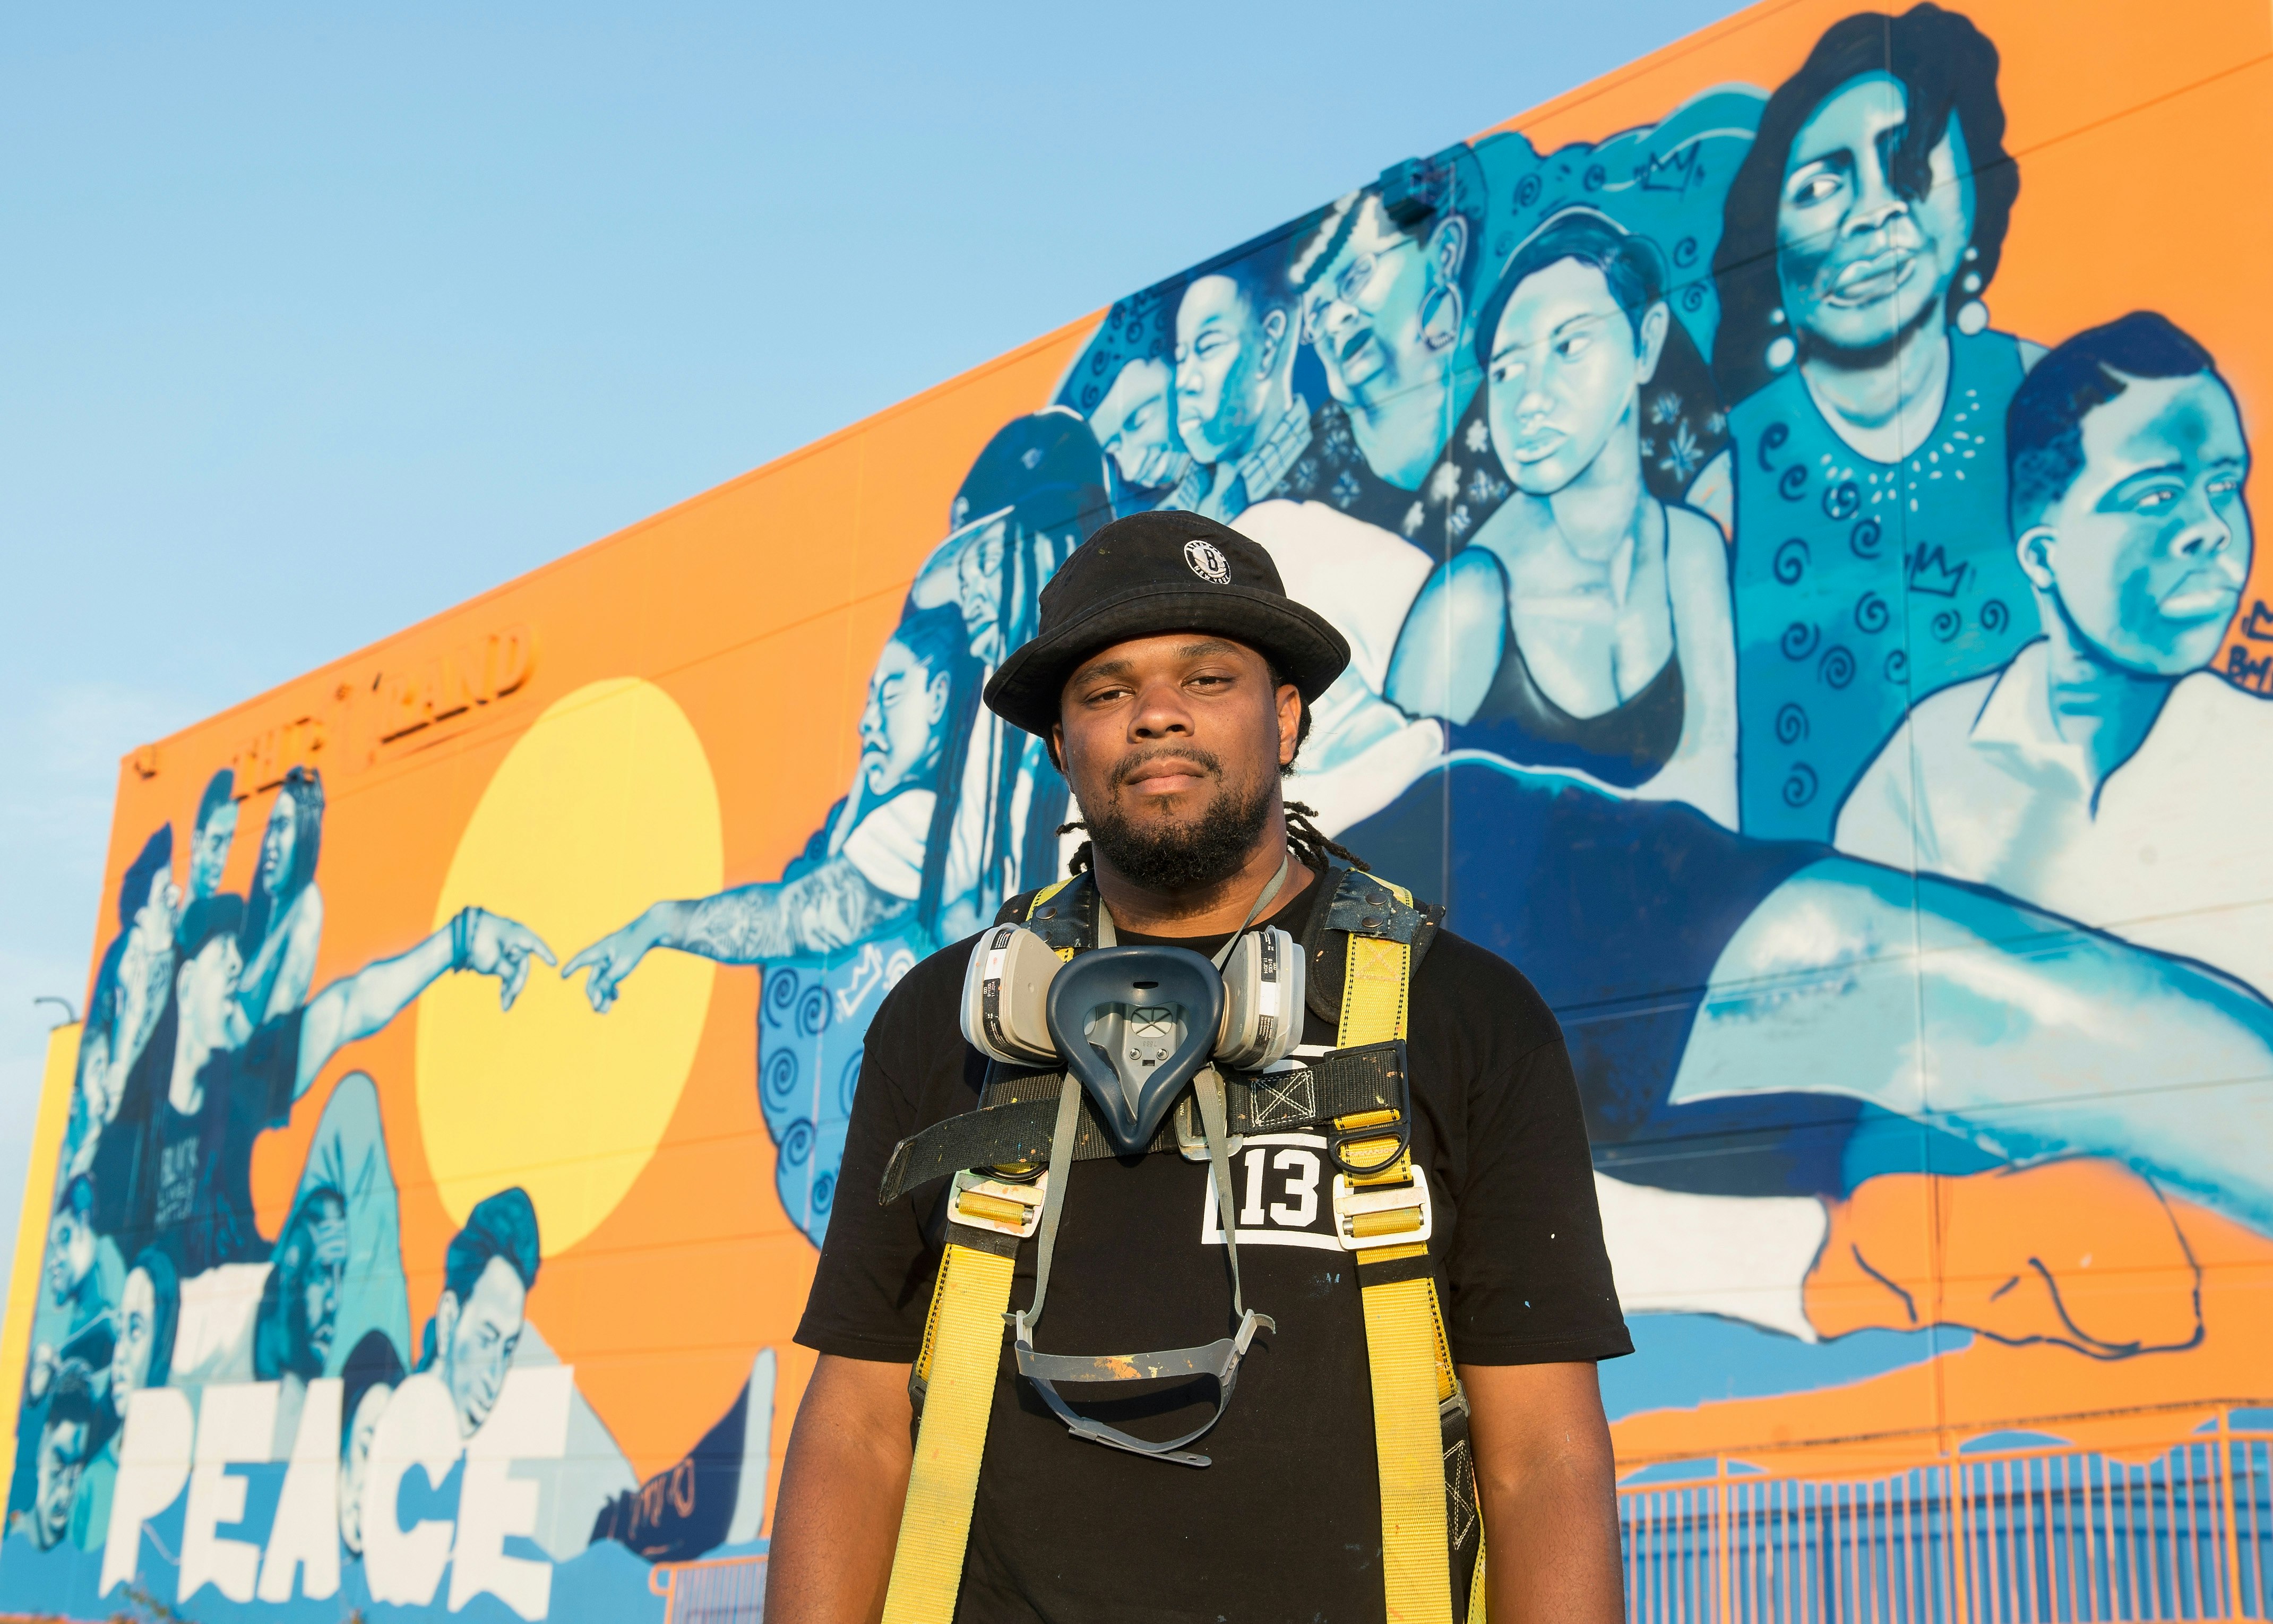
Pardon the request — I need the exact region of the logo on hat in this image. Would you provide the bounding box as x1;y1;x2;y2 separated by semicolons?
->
1183;538;1230;584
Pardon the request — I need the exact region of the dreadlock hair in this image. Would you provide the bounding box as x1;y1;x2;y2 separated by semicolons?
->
1059;802;1366;880
1285;802;1368;873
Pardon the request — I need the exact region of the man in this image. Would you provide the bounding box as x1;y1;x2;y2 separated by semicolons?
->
1166;256;1311;525
20;1363;98;1552
1838;311;2273;994
415;1187;541;1437
362;1188;547;1606
68;827;182;1185
166;1185;347;1394
770;512;1630;1621
1088;354;1189;502
90;891;549;1276
186;769;237;905
24;1176;123;1404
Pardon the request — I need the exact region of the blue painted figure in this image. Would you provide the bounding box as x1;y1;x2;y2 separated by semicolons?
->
236;766;326;1029
1062;277;1194;514
1273;145;1508;554
1838;312;2273;994
1698;4;2042;838
1385;209;1740;823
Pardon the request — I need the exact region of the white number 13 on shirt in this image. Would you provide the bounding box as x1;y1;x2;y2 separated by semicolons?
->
1200;1132;1336;1250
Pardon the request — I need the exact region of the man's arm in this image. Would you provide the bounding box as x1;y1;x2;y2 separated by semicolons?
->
1462;1361;1624;1624
565;860;910;1011
295;908;553;1097
762;1353;914;1624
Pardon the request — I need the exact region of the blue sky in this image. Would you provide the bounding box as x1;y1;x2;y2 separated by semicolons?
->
0;0;1749;1291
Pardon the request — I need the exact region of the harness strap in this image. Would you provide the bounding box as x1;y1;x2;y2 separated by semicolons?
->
1004;860;1287;1464
878;881;1083;1623
1010;1061;1275;1470
876;1041;1408;1203
880;1231;1017;1624
1335;872;1476;1624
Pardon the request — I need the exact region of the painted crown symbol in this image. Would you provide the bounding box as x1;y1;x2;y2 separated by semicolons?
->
1907;545;1969;599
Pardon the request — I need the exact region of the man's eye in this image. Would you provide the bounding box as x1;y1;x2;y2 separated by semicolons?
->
2134;487;2177;511
1558;333;1592;360
2209;475;2242;499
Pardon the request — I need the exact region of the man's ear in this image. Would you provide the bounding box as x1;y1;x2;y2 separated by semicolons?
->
926;670;951;727
1427;213;1469;290
1261;307;1290;370
2017;523;2059;591
1046;723;1065;775
434;1293;460;1361
1637;302;1672;385
1276;684;1304;768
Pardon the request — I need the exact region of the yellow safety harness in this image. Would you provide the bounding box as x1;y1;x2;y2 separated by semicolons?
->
880;867;1486;1624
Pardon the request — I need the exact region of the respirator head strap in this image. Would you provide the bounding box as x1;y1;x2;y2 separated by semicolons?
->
1010;1064;1272;1468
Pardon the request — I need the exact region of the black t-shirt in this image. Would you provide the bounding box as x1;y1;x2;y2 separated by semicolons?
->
797;871;1629;1623
94;1007;302;1274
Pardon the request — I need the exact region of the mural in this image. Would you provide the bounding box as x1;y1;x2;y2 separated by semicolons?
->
8;0;2273;1614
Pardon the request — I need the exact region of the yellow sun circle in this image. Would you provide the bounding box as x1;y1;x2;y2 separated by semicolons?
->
417;677;724;1255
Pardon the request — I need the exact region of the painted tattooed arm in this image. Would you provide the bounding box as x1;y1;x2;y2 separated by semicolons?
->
564;857;911;1012
297;908;554;1097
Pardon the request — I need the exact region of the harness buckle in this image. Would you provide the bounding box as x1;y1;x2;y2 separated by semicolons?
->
1331;1165;1434;1250
1174;1092;1244;1164
948;1168;1049;1239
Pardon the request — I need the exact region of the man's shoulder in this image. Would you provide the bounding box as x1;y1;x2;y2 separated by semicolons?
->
1857;667;2002;794
881;930;983;1022
1408;924;1560;1054
868;930;984;1069
1915;666;2003;731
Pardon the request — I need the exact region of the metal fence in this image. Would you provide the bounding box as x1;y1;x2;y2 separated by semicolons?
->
1621;1415;2273;1623
650;1551;765;1623
641;1419;2273;1624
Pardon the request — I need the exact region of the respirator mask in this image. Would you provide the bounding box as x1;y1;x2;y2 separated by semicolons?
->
959;914;1306;1152
947;863;1307;1467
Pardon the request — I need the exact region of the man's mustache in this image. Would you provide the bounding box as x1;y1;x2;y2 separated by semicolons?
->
1112;746;1225;788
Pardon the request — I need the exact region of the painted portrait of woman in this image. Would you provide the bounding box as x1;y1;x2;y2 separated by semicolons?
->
1695;3;2041;839
236;764;326;1026
1385;209;1738;824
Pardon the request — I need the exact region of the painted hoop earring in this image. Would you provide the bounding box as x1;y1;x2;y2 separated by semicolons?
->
1419;283;1463;353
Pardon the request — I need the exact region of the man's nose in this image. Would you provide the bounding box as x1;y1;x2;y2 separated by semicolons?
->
2175;500;2235;560
1130;682;1195;737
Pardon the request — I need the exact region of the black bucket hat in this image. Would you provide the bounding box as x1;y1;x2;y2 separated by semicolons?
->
983;510;1351;738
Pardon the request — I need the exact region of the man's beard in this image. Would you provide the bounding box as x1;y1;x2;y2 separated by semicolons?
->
1086;750;1273;895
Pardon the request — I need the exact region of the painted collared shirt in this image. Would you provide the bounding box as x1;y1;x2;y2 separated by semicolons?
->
1836;639;2273;998
1168;394;1312;523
